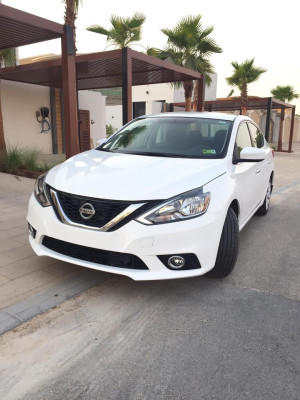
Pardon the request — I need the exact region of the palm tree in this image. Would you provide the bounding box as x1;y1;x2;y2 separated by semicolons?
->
63;0;82;50
226;58;266;115
152;15;222;111
87;13;146;49
0;49;16;154
271;85;299;102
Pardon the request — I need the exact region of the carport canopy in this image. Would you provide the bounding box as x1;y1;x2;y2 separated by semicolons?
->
0;48;204;125
172;97;296;153
0;3;80;158
0;3;63;50
0;4;204;156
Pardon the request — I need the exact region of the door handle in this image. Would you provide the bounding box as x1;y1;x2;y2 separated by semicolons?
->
267;160;271;164
255;168;261;174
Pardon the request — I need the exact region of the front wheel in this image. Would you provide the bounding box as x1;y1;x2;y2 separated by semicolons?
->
257;180;272;216
207;208;239;278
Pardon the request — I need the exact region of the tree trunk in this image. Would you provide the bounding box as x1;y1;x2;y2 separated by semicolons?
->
0;79;7;155
183;81;193;112
240;81;248;115
64;0;77;50
192;80;198;111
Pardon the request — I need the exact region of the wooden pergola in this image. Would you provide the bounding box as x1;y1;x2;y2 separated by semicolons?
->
171;97;296;152
0;3;79;158
0;6;205;158
1;49;205;123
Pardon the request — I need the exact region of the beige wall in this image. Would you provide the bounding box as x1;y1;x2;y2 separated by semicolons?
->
1;80;52;153
1;81;107;153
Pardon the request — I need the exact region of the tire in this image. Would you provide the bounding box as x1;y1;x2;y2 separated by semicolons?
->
257;180;272;216
207;208;239;278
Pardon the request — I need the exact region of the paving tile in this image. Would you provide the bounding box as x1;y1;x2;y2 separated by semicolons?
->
0;219;27;231
1;244;35;260
0;211;27;222
0;274;10;286
0;254;15;267
43;261;82;277
13;233;30;245
0;228;26;241
0;238;25;252
0;270;64;309
0;255;55;280
12;224;29;232
0;205;25;213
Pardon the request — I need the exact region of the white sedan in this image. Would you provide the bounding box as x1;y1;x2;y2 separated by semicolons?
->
28;112;274;280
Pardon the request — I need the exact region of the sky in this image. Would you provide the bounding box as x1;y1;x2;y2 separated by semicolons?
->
3;0;300;112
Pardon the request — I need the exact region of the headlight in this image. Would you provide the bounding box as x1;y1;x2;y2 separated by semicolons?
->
34;174;51;207
136;188;211;225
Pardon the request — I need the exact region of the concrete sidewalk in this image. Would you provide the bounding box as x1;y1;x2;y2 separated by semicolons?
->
0;142;300;335
0;173;108;334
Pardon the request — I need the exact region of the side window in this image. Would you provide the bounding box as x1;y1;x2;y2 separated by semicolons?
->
235;123;252;157
248;123;265;148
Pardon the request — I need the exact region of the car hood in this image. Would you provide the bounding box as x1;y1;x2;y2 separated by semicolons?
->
46;150;226;200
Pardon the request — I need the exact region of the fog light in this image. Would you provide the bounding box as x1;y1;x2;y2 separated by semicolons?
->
28;223;36;238
168;256;185;270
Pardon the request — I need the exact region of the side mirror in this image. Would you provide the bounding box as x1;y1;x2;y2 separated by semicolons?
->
96;138;107;148
234;147;266;163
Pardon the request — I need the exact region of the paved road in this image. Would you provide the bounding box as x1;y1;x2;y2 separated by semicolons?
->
0;151;299;400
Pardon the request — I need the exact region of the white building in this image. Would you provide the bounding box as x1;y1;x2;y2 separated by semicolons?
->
106;74;218;132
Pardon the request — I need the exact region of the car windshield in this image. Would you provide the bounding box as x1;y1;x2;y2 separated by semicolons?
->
99;117;233;158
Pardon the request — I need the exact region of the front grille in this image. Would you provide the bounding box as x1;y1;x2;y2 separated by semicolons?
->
42;236;148;270
55;190;131;228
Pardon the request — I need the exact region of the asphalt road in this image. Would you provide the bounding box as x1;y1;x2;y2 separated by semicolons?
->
0;153;299;400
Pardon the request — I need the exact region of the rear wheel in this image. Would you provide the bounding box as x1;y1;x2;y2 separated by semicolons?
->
257;180;272;216
207;208;239;278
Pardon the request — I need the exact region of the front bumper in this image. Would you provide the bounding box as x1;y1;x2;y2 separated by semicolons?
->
27;194;224;280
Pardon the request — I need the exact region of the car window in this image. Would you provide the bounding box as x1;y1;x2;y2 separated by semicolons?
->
248;123;265;149
100;117;233;159
235;123;252;157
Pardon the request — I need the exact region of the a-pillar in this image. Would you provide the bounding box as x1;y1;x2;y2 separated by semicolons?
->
61;25;79;158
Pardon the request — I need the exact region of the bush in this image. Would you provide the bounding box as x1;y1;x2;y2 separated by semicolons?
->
5;146;24;169
106;124;117;138
22;149;39;171
0;146;52;173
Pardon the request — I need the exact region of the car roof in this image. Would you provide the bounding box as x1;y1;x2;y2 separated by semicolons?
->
140;112;237;122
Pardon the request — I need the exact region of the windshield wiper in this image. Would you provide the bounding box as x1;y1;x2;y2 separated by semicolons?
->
98;148;116;153
97;149;191;158
138;152;190;158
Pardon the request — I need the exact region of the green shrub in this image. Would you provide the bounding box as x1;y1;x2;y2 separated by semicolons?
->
5;146;24;169
106;124;117;138
0;145;44;172
22;149;39;171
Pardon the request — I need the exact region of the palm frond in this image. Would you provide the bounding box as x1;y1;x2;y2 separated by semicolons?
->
271;85;299;102
87;12;146;49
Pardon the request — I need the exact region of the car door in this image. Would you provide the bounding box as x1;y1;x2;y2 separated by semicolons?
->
247;122;271;202
233;122;262;225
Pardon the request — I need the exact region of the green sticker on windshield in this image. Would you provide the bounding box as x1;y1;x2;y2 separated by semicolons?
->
202;149;216;154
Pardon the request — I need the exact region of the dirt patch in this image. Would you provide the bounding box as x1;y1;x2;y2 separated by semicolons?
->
1;167;42;180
